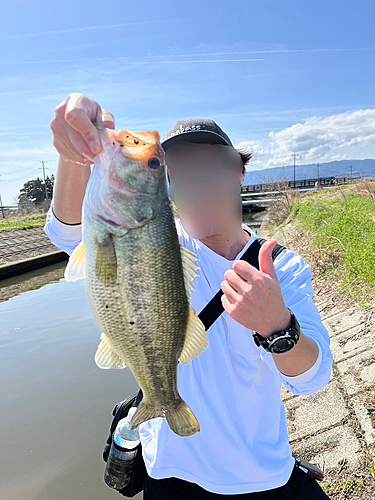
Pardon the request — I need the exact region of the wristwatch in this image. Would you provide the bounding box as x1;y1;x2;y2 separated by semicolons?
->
252;308;301;354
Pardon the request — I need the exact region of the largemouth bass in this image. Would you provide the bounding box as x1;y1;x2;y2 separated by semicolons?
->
64;125;208;437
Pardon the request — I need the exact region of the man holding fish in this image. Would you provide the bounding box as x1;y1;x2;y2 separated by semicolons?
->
45;92;332;499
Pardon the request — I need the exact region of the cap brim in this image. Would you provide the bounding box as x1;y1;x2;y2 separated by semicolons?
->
161;130;231;152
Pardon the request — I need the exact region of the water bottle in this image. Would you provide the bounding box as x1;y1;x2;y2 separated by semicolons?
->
104;407;141;491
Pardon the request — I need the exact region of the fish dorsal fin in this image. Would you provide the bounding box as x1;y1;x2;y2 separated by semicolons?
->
64;241;86;281
179;306;209;365
95;332;127;369
180;245;199;302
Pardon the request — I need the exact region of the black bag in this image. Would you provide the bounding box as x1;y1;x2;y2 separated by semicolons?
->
102;236;286;497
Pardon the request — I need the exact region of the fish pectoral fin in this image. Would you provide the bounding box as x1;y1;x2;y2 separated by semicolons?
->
64;241;86;281
95;236;117;285
94;333;127;369
180;245;208;364
180;245;199;303
179;306;209;365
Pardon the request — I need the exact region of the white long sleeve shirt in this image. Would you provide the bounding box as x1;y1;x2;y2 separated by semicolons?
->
44;208;332;494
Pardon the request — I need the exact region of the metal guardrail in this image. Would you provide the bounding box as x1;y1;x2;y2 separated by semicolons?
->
240;175;366;193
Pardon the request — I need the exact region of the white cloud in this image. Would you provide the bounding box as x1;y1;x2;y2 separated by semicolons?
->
0;20;168;41
234;140;269;167
266;108;375;166
234;140;268;156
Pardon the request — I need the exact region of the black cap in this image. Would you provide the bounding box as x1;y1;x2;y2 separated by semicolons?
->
161;118;234;152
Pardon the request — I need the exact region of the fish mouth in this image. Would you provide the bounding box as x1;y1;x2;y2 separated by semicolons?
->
96;214;122;228
113;129;164;165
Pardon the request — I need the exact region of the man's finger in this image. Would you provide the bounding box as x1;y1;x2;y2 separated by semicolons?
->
55;140;93;165
51;117;94;164
65;106;102;154
221;294;235;315
258;239;279;279
224;269;246;293
66;127;97;162
221;280;238;303
101;108;115;129
232;259;259;282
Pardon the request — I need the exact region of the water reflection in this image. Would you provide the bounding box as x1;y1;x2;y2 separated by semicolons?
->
0;278;141;500
242;210;265;233
0;211;264;500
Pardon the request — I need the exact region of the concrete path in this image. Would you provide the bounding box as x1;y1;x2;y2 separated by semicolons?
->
260;215;375;497
0;226;58;265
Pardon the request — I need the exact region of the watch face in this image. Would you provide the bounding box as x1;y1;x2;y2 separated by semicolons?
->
269;337;296;354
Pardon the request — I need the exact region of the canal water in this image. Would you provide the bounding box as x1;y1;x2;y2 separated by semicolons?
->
0;212;264;500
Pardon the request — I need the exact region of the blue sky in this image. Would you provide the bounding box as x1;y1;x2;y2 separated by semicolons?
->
1;0;375;204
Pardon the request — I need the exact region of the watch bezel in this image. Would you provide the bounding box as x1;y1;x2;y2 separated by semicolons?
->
253;309;301;354
268;334;298;354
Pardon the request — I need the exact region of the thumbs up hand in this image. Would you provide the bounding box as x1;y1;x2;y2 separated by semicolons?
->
221;239;292;337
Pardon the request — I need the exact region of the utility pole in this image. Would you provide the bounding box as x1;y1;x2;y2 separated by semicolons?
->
291;153;299;188
317;164;321;185
0;175;4;219
40;160;49;200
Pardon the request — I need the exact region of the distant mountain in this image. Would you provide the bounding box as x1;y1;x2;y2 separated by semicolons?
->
243;159;375;186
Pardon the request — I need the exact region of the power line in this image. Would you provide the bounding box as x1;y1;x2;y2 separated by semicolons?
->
0;159;56;179
0;162;39;177
0;167;41;182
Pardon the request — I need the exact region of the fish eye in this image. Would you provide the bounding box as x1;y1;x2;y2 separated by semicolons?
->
148;158;161;169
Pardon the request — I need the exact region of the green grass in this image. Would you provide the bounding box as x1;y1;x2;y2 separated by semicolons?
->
289;189;375;306
0;213;47;231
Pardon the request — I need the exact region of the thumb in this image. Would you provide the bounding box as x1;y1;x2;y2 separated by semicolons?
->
259;239;278;279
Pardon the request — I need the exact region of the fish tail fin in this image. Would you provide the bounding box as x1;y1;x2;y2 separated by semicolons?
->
128;401;164;430
165;399;200;437
129;398;200;437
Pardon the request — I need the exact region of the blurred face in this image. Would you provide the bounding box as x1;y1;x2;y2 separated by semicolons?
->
165;143;244;239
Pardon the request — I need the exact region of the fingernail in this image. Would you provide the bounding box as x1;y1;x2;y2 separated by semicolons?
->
89;140;100;154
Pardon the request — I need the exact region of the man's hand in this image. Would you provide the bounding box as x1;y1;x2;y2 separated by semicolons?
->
221;239;291;337
50;93;115;165
221;238;320;376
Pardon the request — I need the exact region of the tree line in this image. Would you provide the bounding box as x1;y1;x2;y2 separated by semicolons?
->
18;175;54;206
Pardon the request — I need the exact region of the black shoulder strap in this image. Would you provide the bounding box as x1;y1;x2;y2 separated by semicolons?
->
197;236;286;331
134;388;144;406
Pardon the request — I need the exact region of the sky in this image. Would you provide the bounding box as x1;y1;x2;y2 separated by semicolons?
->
1;0;375;204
